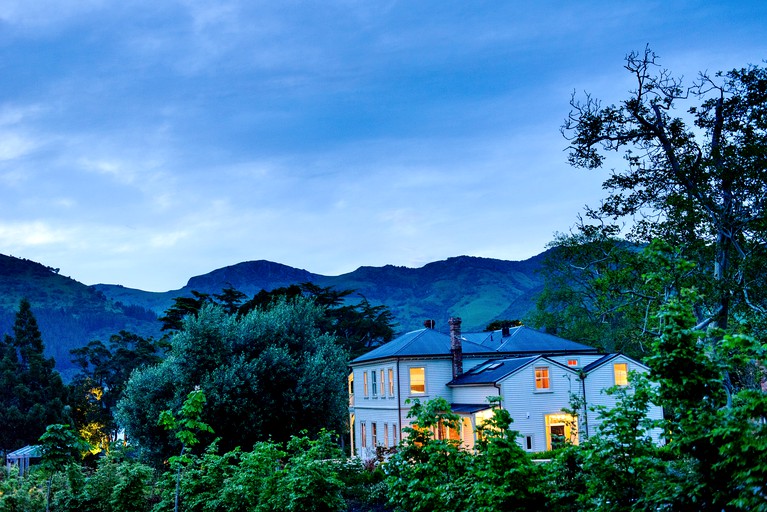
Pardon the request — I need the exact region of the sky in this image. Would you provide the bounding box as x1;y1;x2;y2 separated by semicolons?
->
1;1;766;292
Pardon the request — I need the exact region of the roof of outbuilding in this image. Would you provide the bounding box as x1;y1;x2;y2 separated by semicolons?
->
351;325;597;364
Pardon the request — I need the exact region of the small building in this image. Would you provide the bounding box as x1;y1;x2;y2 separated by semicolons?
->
6;445;41;475
348;318;663;458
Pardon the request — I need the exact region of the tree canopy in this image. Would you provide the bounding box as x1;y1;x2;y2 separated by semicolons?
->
532;48;767;360
116;297;350;462
0;299;68;455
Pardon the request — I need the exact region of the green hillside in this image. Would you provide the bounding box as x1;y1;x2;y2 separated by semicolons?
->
0;254;162;380
95;254;549;333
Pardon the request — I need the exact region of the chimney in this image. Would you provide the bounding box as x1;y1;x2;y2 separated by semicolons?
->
449;317;463;378
424;319;436;329
502;325;511;337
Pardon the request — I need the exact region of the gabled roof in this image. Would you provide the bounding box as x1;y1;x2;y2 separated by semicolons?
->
582;353;649;373
352;325;597;365
447;356;541;386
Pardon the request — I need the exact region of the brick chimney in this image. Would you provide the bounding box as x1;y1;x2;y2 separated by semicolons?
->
424;319;436;329
449;317;463;378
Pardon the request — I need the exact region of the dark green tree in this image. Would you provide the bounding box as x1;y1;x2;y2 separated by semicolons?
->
561;47;767;339
116;298;350;463
68;331;162;450
0;299;68;455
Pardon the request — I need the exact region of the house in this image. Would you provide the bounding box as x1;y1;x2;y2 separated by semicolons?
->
348;317;663;457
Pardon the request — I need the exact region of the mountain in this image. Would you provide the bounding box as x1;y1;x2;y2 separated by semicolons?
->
2;251;551;377
0;254;162;380
95;253;551;332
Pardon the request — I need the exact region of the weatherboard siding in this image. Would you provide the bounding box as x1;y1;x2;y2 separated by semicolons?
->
499;364;582;452
583;356;664;443
451;385;498;405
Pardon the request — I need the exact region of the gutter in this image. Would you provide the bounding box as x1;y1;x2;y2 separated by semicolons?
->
580;370;589;439
396;358;402;442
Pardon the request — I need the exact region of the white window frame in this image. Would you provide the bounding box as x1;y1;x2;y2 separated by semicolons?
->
363;371;369;398
388;368;395;396
534;366;551;391
614;362;629;386
409;366;426;395
371;370;378;397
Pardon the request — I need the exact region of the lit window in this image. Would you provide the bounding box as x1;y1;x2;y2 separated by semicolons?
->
371;370;378;397
388;368;395;396
363;372;369;397
409;367;425;394
535;367;550;390
384;423;389;447
567;359;579;367
614;363;628;386
348;373;353;395
371;423;377;446
361;423;367;448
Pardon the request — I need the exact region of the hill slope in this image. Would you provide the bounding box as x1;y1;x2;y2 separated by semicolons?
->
95;253;549;333
0;255;162;379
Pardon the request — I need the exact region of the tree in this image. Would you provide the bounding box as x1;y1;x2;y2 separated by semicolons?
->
159;389;213;512
116;298;350;462
158;283;396;358
0;299;68;455
38;424;89;512
562;47;767;339
68;331;162;449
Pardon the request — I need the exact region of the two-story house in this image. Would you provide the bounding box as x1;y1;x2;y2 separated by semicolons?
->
349;317;662;457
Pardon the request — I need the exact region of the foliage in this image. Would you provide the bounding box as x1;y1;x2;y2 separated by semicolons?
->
159;283;395;359
385;397;470;512
535;48;767;355
159;389;214;512
49;454;156;512
0;299;68;455
68;331;163;452
117;298;350;463
0;465;47;512
483;319;522;331
386;397;543;512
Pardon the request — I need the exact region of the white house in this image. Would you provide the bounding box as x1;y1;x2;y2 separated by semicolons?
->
348;317;663;458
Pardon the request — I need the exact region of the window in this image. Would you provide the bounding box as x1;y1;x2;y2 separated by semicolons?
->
409;367;425;394
534;366;550;390
545;414;578;450
380;369;385;397
388;368;395;396
392;424;398;445
567;359;579;367
371;370;378;397
371;423;377;446
525;435;533;451
614;363;628;386
361;423;367;448
384;423;389;448
363;372;369;397
348;373;354;395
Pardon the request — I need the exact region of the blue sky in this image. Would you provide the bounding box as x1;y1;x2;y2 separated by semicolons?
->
1;1;765;291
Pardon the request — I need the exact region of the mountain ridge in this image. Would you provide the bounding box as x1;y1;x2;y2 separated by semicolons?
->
1;251;553;377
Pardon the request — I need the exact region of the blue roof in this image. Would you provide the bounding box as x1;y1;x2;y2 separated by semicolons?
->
447;356;540;385
352;328;495;363
352;325;597;364
495;326;596;353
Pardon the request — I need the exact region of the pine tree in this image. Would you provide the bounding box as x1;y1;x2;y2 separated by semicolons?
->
0;299;68;454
